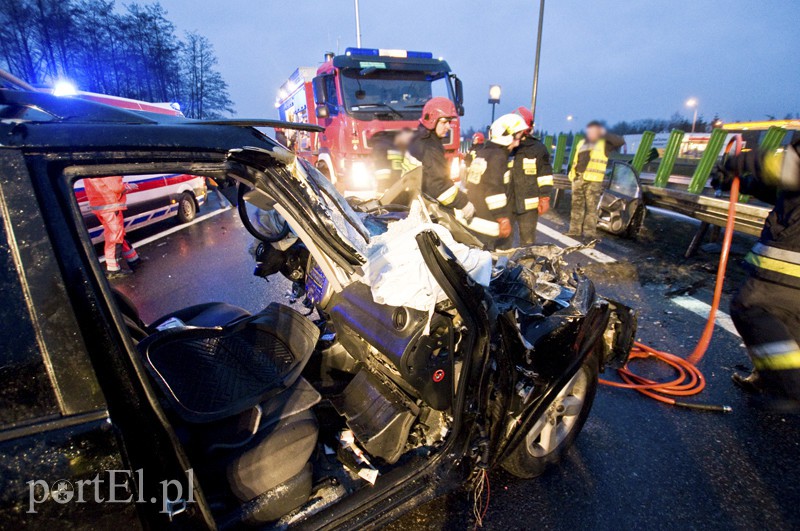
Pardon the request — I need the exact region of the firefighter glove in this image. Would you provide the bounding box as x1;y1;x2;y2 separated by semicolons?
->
538;196;550;215
460;201;476;223
497;217;512;238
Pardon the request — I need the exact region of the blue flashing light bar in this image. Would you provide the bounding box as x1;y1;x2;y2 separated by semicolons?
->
344;47;434;59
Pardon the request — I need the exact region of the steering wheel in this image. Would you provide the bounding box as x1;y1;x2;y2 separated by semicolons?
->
237;183;291;243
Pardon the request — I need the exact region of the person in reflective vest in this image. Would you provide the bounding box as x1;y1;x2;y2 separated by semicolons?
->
372;128;413;192
713;138;800;403
507;106;554;246
464;114;528;249
84;176;140;278
567;121;625;240
405;97;475;221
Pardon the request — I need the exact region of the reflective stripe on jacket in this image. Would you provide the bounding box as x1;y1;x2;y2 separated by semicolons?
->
745;242;800;289
84;176;127;212
569;139;608;182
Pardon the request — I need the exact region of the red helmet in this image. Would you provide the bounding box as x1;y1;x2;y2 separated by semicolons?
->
515;106;534;130
420;97;458;130
471;132;485;145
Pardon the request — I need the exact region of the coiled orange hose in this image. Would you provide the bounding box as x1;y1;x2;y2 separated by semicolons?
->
599;137;742;412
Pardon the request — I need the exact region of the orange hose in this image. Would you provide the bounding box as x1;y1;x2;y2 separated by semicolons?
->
600;137;742;412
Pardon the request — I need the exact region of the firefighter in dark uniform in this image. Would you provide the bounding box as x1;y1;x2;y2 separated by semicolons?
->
713;138;800;403
464;113;529;249
507;106;554;246
466;132;485;168
406;97;475;221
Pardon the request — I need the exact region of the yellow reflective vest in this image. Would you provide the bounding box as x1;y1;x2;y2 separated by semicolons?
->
568;139;608;182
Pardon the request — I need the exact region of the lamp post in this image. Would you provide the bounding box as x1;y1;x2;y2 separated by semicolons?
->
354;0;362;47
686;98;698;133
488;84;501;124
529;0;546;124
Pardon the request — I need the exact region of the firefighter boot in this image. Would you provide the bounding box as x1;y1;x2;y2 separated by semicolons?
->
731;370;764;394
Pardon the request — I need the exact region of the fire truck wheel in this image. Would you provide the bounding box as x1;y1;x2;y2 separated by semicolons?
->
177;192;197;223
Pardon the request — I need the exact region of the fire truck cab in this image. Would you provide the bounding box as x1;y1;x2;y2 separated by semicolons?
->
277;48;464;197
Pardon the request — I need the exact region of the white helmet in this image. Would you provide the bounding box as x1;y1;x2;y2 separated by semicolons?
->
489;114;528;147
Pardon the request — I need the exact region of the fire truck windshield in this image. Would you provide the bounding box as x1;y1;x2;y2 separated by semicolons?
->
341;68;452;119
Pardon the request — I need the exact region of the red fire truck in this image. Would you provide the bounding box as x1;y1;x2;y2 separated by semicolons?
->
276;47;464;197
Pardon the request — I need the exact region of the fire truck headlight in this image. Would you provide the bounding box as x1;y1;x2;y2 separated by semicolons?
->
350;162;373;189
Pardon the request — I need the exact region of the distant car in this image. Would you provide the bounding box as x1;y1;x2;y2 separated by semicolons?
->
74;174;207;243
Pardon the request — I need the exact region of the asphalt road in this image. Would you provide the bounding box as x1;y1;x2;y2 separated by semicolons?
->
108;195;800;531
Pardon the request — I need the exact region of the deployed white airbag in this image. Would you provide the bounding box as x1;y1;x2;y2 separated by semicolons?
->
361;201;492;312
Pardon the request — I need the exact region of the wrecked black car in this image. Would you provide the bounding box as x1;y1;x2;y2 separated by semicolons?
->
0;88;634;529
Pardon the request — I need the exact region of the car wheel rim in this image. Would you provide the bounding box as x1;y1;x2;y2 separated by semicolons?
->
181;199;193;217
525;366;589;458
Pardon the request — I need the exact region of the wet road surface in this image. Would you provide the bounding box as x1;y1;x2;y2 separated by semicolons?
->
107;195;800;530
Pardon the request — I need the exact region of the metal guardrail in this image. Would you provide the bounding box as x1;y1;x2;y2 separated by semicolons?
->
546;125;792;239
641;186;767;236
551;171;770;236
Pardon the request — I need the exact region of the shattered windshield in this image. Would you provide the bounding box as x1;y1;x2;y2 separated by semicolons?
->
228;145;370;264
341;68;452;119
293;157;370;256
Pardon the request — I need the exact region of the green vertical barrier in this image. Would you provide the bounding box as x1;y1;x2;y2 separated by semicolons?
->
760;126;787;151
631;130;655;173
566;133;585;175
552;134;568;174
543;134;553;155
687;128;727;194
654;129;685;187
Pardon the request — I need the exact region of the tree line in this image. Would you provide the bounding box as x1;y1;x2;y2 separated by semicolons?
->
0;0;233;119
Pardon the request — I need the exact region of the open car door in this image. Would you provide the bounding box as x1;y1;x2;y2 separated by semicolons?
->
597;160;646;238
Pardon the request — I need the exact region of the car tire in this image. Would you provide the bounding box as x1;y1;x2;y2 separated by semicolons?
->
177;192;197;223
501;350;600;479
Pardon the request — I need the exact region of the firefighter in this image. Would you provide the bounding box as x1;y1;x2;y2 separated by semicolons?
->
372;128;413;190
464;114;528;249
84;176;140;278
466;132;485;168
712;138;800;403
406;97;475;220
567;121;625;240
507;106;554;246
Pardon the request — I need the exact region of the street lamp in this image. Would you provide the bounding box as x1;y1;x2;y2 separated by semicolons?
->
488;84;501;123
686;98;698;133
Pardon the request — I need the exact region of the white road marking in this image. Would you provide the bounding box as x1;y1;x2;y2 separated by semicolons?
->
671;296;740;337
98;206;230;263
535;222;617;264
536;219;740;337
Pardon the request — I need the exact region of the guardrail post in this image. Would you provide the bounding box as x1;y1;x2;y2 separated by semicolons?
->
653;129;685;188
687;128;727;194
552;133;567;174
630;130;655;173
566;133;584;175
543;134;554;155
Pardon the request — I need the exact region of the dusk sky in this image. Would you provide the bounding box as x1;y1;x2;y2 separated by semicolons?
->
156;0;800;133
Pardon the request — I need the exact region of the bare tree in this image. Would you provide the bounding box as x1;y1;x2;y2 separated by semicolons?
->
181;32;233;119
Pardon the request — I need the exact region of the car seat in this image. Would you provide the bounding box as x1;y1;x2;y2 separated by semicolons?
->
114;290;321;524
